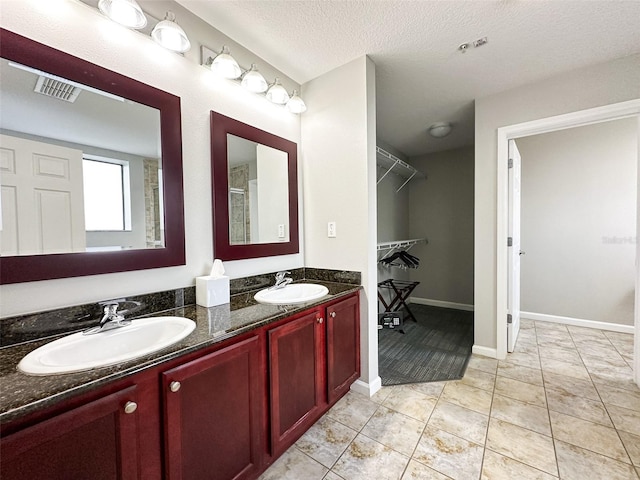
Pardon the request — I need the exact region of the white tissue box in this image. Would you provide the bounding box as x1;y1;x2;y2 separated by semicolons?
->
196;275;230;307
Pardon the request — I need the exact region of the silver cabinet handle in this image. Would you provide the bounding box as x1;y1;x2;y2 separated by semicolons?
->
124;401;137;414
169;381;181;392
329;312;336;318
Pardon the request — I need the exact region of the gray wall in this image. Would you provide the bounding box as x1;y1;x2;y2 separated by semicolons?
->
517;118;637;325
474;52;640;350
408;147;475;306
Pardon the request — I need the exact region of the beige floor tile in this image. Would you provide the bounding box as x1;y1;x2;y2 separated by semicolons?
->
542;371;600;401
540;356;590;380
481;449;558;480
467;355;499;374
536;335;576;350
332;434;409;480
618;431;640;466
502;350;541;369
427;400;489;445
457;367;496;392
497;362;544;386
596;383;640;412
546;388;612;426
486;418;558;476
490;393;551;436
382;386;439;422
401;459;452;479
549;410;630;463
370;385;397;404
413;426;484;480
567;325;608;339
606;404;640;436
555;440;638;480
296;416;358;468
441;382;493;415
538;345;583;366
520;319;536;330
495;375;546;407
574;343;621;359
258;447;328;480
581;352;629;370
409;381;447;398
361;406;425;456
323;471;344;480
535;321;568;332
513;339;539;355
603;331;634;345
327;391;379;431
590;369;640;393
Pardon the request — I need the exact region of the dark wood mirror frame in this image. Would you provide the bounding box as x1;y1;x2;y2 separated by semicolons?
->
0;29;185;284
211;111;299;260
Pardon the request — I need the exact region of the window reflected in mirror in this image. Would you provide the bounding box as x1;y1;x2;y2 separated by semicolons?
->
227;134;289;245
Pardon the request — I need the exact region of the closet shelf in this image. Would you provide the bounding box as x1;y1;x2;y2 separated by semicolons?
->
377;238;428;252
376;146;425;192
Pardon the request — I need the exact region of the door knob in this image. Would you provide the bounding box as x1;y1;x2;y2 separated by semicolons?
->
329;312;336;318
124;401;137;414
317;317;323;324
169;381;181;392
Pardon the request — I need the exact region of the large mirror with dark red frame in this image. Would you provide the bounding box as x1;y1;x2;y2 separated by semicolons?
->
0;29;185;283
211;111;298;260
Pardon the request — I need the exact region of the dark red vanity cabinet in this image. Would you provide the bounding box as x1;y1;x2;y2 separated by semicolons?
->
162;335;264;480
1;385;142;480
326;294;361;404
268;308;327;457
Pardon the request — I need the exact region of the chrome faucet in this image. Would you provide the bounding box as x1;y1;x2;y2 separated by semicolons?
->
272;271;293;290
84;301;132;335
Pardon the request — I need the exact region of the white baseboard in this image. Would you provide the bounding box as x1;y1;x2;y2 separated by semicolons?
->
520;311;634;334
350;377;382;397
410;297;474;311
472;345;498;358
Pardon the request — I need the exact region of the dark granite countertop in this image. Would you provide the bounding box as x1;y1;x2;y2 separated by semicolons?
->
0;280;361;425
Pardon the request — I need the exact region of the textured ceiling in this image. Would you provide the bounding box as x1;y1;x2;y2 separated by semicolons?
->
176;0;640;158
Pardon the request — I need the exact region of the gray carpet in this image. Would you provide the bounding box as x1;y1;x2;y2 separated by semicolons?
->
378;304;473;386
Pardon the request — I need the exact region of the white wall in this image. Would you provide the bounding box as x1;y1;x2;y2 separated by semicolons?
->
517;118;637;326
301;56;379;394
0;0;303;316
408;147;474;307
475;53;640;351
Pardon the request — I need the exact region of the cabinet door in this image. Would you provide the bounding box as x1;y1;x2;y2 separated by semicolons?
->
1;385;140;480
163;335;263;480
327;294;360;404
268;309;325;456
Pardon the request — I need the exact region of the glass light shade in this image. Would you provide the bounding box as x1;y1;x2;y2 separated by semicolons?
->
266;78;290;105
241;64;268;93
98;0;147;29
286;90;307;114
211;46;241;79
428;122;452;138
151;12;191;53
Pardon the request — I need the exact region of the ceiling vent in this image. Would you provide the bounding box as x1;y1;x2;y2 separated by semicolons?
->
34;75;81;103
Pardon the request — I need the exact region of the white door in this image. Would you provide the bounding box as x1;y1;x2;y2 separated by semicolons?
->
0;134;85;255
507;139;522;352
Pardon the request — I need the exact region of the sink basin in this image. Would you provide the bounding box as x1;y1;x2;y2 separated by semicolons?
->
18;316;196;376
254;283;329;305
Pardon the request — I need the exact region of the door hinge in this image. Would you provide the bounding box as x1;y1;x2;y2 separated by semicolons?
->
507;314;513;324
507;237;513;247
508;158;513;169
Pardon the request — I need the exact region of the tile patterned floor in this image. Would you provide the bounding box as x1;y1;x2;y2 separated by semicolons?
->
259;320;640;480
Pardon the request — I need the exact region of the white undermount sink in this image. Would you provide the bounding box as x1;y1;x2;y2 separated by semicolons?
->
18;316;196;376
254;283;329;305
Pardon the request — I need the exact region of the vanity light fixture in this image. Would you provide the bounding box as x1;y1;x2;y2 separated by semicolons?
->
286;90;307;114
98;0;147;29
428;122;453;138
210;46;242;79
151;11;191;53
266;78;290;105
241;64;268;93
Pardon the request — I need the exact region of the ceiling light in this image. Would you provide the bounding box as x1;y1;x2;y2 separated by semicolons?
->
151;12;191;53
241;64;268;93
286;90;307;114
266;78;290;105
210;46;241;80
98;0;147;29
428;122;452;138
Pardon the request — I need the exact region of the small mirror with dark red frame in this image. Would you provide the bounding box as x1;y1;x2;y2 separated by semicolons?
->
211;111;299;260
